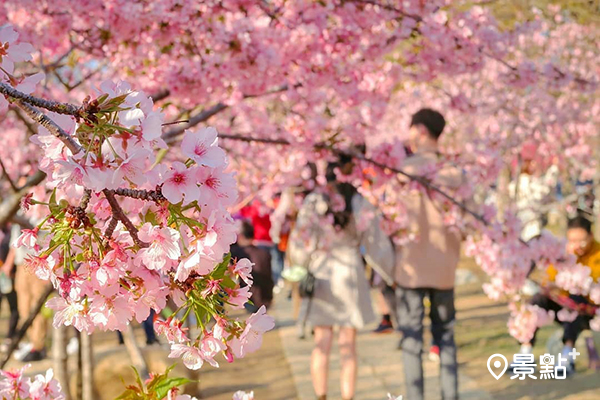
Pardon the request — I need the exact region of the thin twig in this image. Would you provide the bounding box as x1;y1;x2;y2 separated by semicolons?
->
162;119;190;126
103;189;149;248
0;159;18;192
162;103;228;142
220;133;289;145
218;132;490;225
0;82;82;117
162;84;295;143
66;67;103;92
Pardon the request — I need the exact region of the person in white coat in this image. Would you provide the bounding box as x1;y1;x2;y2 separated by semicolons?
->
288;157;394;400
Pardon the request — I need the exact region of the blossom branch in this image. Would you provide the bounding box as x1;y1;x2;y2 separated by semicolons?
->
0;81;83;117
103;189;149;248
12;99;83;154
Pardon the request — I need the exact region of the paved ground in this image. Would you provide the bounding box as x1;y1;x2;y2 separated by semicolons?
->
270;291;491;400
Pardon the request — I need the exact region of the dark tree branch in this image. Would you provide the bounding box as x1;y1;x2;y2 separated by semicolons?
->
151;89;170;102
103;217;118;239
114;187;166;203
163;103;228;143
103;190;149;248
0;82;83;117
220;133;290;145
162;84;295;143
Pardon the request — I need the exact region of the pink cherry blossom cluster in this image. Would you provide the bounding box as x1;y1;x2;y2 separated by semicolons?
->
0;365;64;400
0;29;274;370
507;302;555;344
0;25;42;114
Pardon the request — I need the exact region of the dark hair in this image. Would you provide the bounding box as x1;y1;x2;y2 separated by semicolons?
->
240;220;255;239
567;215;592;233
410;108;446;140
325;162;357;229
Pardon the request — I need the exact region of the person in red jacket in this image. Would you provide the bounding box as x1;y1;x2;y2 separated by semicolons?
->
240;200;284;290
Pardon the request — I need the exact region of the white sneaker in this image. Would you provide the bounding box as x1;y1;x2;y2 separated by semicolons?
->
14;342;33;361
67;337;79;355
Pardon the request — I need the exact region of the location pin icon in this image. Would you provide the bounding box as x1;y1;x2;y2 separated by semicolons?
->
487;354;508;380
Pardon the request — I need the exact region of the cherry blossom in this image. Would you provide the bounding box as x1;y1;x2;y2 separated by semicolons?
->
161;162;200;205
168;344;205;370
182;127;227;168
230;306;275;358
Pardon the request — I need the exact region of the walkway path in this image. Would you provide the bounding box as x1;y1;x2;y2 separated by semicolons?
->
271;291;492;400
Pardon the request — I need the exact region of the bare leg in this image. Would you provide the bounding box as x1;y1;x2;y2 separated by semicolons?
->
312;326;333;397
375;290;390;316
339;327;357;400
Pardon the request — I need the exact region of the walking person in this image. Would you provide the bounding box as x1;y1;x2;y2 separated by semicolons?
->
394;109;464;400
237;220;274;312
288;156;394;400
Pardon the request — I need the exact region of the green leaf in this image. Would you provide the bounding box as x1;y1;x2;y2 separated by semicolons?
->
154;377;191;399
211;253;232;280
49;187;57;206
114;387;145;400
96;93;109;105
221;276;236;289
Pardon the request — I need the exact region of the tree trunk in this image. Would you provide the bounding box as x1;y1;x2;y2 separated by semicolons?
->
80;333;94;400
122;325;149;379
52;325;72;400
76;331;82;400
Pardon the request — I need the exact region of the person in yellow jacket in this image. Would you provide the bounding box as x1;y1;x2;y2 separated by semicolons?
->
515;215;599;375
